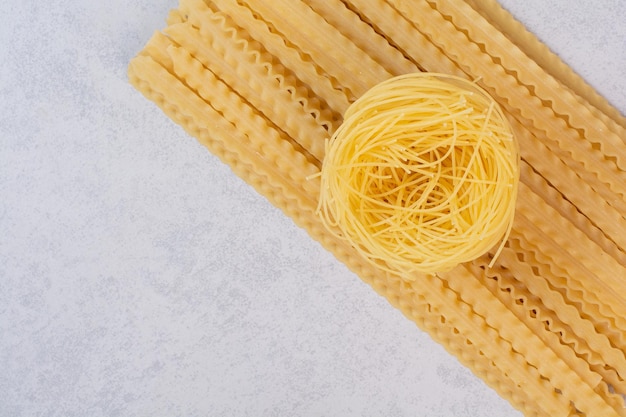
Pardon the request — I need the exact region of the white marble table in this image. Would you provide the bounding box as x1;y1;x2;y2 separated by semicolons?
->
1;1;624;416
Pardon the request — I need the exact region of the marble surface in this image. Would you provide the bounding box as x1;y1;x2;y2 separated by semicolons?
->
1;1;624;416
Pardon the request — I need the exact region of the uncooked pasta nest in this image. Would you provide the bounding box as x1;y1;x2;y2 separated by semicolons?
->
318;73;520;276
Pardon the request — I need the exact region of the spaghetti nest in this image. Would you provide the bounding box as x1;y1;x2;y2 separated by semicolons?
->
318;73;520;276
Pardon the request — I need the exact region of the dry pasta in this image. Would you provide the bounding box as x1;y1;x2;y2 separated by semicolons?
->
318;73;519;275
129;1;626;415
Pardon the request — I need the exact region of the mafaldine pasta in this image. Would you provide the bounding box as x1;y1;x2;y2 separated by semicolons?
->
128;0;626;415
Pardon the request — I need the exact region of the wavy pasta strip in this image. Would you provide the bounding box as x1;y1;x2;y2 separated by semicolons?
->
520;162;626;269
239;0;390;99
440;265;621;415
165;17;331;162
471;259;626;407
497;243;626;383
430;0;626;163
463;0;626;131
345;0;464;78
305;0;418;76
511;215;626;351
509;237;626;378
129;55;320;200
386;0;626;218
396;283;547;416
208;0;352;112
514;123;626;256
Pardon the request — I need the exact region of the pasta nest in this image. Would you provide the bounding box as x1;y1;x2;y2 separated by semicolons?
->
318;73;520;276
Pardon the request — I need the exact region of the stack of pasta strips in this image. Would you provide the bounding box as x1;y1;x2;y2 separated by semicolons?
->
128;0;626;415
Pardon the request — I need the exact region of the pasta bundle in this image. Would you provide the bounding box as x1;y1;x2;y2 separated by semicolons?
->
318;73;519;275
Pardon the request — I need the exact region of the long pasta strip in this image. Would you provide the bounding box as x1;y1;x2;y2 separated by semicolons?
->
520;162;626;269
430;0;626;164
470;259;626;409
207;0;351;113
462;0;626;131
429;0;626;217
386;0;626;217
514;195;626;324
184;0;343;134
239;0;391;99
516;115;626;225
511;215;626;350
409;299;550;416
164;18;331;162
440;265;621;416
344;0;464;78
498;243;626;384
514;120;626;256
305;0;418;76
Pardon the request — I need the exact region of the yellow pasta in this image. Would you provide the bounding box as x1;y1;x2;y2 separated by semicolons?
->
129;1;626;414
318;73;520;276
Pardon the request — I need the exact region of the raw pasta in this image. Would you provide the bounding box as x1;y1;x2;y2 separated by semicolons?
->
318;73;519;275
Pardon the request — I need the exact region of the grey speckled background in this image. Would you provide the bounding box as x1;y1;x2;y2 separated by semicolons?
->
1;1;624;416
